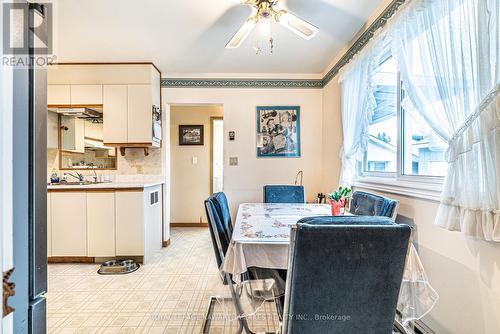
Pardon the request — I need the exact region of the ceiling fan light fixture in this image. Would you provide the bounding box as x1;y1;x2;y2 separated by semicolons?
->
226;16;258;49
275;10;318;40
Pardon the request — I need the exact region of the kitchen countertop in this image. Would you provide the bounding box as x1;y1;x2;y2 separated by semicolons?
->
47;181;165;190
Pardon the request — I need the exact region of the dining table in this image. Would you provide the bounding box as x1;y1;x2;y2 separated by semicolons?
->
222;202;439;327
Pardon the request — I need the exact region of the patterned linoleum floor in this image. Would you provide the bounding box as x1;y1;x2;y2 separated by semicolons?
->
47;227;280;334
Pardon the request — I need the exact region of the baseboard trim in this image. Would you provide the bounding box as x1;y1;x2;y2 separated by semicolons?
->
48;257;95;263
171;223;208;228
162;239;171;247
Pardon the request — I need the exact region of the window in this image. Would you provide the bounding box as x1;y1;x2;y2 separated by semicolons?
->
360;53;448;180
401;89;448;176
364;56;398;174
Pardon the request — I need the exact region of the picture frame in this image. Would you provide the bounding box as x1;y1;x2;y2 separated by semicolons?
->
256;106;301;158
179;125;204;145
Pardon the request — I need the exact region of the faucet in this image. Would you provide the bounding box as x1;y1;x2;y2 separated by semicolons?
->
91;168;98;183
64;172;84;183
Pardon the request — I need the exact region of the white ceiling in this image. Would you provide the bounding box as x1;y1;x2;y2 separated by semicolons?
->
52;0;381;75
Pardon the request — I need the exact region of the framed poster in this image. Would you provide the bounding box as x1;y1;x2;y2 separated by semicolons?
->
179;125;204;145
256;106;301;158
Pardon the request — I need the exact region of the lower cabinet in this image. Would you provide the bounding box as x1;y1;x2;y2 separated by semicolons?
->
47;192;52;257
87;191;116;257
51;192;87;256
47;186;163;262
115;190;144;256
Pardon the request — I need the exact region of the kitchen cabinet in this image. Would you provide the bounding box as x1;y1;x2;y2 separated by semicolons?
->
61;117;85;153
47;84;103;105
47;193;52;257
128;84;152;143
47;111;59;149
48;64;161;148
115;190;144;256
103;85;128;143
47;85;71;105
47;185;163;262
84;121;103;141
70;85;103;105
87;191;115;257
51;192;87;256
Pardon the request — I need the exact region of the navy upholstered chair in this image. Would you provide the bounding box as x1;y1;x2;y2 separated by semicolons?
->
212;192;233;237
263;185;305;204
350;191;400;221
204;196;231;270
204;195;277;334
281;216;411;334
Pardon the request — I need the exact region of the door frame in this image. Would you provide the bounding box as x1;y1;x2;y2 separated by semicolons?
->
210;116;223;194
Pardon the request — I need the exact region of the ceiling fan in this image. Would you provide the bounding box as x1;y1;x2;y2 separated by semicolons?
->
226;0;319;49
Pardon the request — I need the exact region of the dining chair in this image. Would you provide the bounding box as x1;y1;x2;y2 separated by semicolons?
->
280;216;411;334
212;192;233;237
350;191;400;221
203;196;276;334
263;185;305;204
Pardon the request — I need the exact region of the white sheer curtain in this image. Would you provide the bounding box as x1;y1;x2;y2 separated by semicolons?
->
390;0;500;241
338;40;385;186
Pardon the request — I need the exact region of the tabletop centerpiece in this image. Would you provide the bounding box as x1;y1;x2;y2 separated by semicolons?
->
328;187;352;216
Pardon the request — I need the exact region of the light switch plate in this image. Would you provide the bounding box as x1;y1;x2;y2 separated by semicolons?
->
229;157;238;166
192;156;198;165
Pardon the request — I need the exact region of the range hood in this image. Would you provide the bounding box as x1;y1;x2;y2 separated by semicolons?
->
48;106;103;119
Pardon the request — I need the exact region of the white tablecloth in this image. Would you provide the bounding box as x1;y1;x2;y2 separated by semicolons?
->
222;203;438;326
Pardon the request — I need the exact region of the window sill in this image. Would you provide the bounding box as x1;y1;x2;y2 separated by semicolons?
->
353;176;442;202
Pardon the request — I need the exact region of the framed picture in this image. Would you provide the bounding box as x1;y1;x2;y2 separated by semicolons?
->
256;106;301;158
179;125;204;145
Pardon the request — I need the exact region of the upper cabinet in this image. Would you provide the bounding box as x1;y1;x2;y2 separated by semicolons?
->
128;84;153;143
103;85;128;143
48;64;161;149
47;84;103;106
47;85;70;105
70;85;103;105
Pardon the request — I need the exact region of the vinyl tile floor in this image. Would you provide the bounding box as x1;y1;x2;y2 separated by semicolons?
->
47;227;279;334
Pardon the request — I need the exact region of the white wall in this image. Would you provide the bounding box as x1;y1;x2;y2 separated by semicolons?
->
170;105;223;224
165;87;325;215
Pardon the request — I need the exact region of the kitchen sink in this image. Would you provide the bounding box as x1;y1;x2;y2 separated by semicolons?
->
49;181;106;186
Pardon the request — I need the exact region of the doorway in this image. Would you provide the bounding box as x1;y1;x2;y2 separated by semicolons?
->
169;104;223;225
211;117;224;194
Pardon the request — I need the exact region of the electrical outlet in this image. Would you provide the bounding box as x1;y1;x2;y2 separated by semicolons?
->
229;157;238;166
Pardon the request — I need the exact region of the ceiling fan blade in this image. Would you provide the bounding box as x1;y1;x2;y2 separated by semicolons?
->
225;16;258;49
275;10;319;40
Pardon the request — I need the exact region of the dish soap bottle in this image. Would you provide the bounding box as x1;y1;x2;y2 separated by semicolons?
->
50;169;60;184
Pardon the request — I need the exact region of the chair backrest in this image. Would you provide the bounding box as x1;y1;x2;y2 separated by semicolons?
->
282;216;411;334
350;191;400;221
212;192;233;236
263;185;305;204
204;197;231;270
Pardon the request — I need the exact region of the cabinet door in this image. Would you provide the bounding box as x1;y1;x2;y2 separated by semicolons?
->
103;85;128;144
127;84;152;143
47;85;71;105
71;85;103;105
151;70;161;107
115;191;144;256
87;191;115;257
47;193;52;257
51;192;87;256
60;117;85;153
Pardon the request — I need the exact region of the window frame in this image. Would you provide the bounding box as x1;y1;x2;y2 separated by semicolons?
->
357;56;446;190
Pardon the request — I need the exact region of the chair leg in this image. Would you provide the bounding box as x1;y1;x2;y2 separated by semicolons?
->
226;275;276;334
394;319;410;334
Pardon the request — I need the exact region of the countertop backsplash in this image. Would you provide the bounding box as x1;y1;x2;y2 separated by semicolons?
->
47;147;164;183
